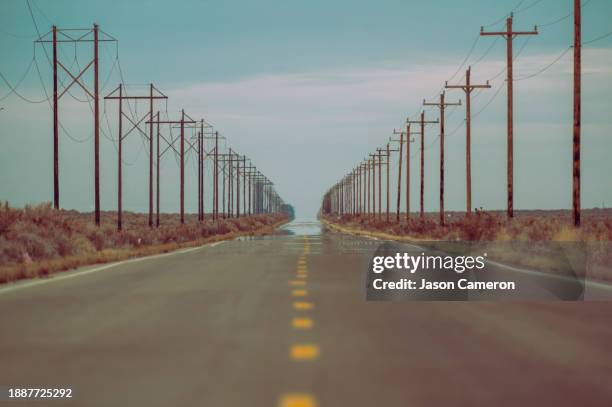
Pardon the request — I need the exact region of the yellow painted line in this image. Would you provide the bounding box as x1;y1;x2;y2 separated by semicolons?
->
289;280;306;286
296;274;307;279
292;317;313;329
293;301;314;310
278;393;318;407
290;344;320;360
292;289;307;297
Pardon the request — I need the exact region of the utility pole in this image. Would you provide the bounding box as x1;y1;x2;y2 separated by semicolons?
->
105;84;167;230
367;159;371;216
156;112;160;227
446;66;491;215
408;112;438;218
377;148;385;220
573;0;581;227
481;14;537;219
93;25;100;226
180;110;185;223
369;153;377;218
385;142;399;223
37;25;116;224
145;111;196;224
402;122;419;222
198;123;202;221
424;92;461;225
245;164;256;216
242;156;247;217
52;26;58;209
236;152;241;218
117;84;123;230
392;130;404;222
215;132;219;219
203;131;224;220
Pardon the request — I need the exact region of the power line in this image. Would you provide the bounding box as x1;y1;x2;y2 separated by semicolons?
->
514;0;545;14
514;46;571;81
539;0;593;29
482;0;527;28
0;29;36;39
0;56;49;103
473;82;504;118
583;29;612;45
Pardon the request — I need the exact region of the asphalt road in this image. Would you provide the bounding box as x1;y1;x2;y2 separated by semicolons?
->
1;221;612;406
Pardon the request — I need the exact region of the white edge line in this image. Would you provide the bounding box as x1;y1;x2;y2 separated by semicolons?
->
0;240;227;295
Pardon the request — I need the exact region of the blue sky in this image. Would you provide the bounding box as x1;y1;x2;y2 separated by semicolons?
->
1;0;612;219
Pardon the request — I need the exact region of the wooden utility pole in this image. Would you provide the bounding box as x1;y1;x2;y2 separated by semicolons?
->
215;132;219;219
367;159;371;216
392;130;404;222
156;112;160;227
481;15;537;219
93;25;100;226
402;123;419;222
236;152;241;218
52;26;58;209
38;25;115;216
573;0;581;227
242;156;247;217
204;130;224;220
38;25;116;223
117;84;123;230
377;148;385;220
424;92;461;225
105;85;167;230
180;110;185;223
145;111;196;224
370;153;377;218
198;122;202;221
408;112;438;218
385;142;399;223
446;67;491;215
386;145;390;222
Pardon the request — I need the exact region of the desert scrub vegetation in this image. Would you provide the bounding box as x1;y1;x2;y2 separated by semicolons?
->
324;209;612;242
323;209;612;281
0;202;288;284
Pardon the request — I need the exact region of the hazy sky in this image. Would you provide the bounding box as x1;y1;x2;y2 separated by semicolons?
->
1;0;611;220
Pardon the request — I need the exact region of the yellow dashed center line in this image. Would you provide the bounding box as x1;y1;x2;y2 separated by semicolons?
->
278;393;318;407
293;301;313;310
291;289;308;297
280;237;319;406
292;317;313;329
290;344;320;360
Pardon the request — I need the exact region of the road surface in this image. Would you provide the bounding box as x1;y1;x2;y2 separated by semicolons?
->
1;221;612;406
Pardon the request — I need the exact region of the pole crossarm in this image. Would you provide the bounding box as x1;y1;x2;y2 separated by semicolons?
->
36;28;117;43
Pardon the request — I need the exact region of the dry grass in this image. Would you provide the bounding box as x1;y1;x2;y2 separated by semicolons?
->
325;209;612;242
323;209;612;282
0;202;288;284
